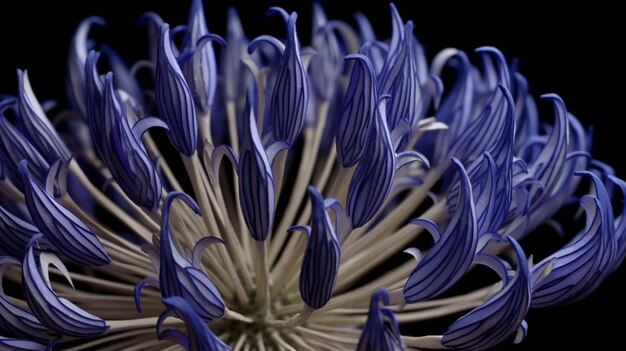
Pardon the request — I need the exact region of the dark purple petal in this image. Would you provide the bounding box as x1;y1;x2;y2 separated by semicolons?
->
531;172;616;307
250;8;309;146
98;73;164;210
442;237;531;350
357;288;405;351
22;246;108;337
0;104;49;188
66;16;105;119
159;296;231;351
299;186;340;309
238;91;275;242
347;98;395;228
403;158;477;302
155;23;198;156
609;175;626;269
0;336;47;351
0;206;38;258
159;192;225;320
84;50;106;156
17;70;71;164
336;52;377;167
0;257;49;343
101;45;146;111
18;161;110;266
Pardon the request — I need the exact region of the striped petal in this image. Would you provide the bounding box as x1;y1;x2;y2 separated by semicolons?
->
0;102;49;188
378;20;421;139
155;23;198;156
336;52;377;167
18;161;110;266
65;16;105;119
17;70;71;164
531;172;616;307
610;175;626;268
403;158;477;302
159;192;225;321
0;206;39;257
299;186;340;309
0;336;47;351
158;297;231;351
357;288;405;351
442;237;531;350
347;98;395;228
98;73;164;210
250;8;309;146
0;257;49;343
22;246;108;337
179;0;224;113
238;91;275;242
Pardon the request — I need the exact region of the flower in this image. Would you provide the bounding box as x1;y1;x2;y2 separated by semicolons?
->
0;1;623;350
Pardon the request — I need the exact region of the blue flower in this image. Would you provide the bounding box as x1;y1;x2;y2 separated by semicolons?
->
249;7;309;146
155;23;198;156
357;288;405;351
442;238;531;350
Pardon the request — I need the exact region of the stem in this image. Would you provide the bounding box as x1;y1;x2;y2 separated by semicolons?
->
255;241;271;318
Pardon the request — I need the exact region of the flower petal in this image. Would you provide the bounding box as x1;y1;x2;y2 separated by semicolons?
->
299;186;340;309
17;70;71;164
0;206;39;258
0;257;49;343
238;91;275;242
159;192;225;320
18;161;110;266
336;52;377;167
22;246;108;337
347;98;395;228
403;158;477;302
357;288;405;351
155;23;198;156
159;296;231;351
442;237;531;350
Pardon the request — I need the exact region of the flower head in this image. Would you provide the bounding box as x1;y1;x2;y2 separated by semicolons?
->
0;2;622;350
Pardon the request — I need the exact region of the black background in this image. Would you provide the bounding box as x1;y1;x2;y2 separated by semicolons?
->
0;0;624;349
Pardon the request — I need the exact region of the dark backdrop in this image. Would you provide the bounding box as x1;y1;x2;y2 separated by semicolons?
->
0;0;623;349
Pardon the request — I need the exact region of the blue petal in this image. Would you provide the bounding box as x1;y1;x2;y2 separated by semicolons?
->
65;16;105;119
299;186;340;309
336;52;378;167
159;296;231;351
18;161;110;266
309;4;342;101
347;98;395;228
22;246;108;337
378;20;422;140
0;105;49;188
531;172;616;307
609;175;626;269
357;288;405;351
97;73;164;210
155;23;198;156
221;8;249;101
442;237;531;350
0;206;39;258
84;50;106;156
0;336;47;351
238;91;275;242
17;70;72;164
250;9;309;146
403;158;477;302
179;0;224;113
159;192;225;320
0;257;49;343
101;45;146;111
